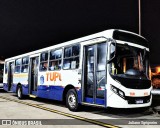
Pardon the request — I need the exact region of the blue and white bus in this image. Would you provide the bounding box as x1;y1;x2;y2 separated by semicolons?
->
3;29;152;111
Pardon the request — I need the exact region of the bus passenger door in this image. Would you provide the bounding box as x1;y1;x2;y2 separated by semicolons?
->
29;56;39;95
8;62;14;91
82;42;107;106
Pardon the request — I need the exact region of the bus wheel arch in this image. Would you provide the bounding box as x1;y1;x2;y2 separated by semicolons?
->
63;85;79;111
63;84;75;103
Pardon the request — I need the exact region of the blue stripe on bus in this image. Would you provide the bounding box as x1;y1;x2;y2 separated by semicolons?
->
3;83;73;101
11;84;17;93
22;84;29;95
77;89;82;103
3;83;28;94
85;97;105;105
3;83;8;91
3;83;106;106
14;84;65;100
36;86;82;103
84;97;94;103
84;97;105;105
96;98;105;105
36;85;64;101
10;84;28;95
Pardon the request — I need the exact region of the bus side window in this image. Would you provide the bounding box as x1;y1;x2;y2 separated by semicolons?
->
40;52;48;71
49;49;62;71
15;59;21;73
21;57;29;73
63;44;80;69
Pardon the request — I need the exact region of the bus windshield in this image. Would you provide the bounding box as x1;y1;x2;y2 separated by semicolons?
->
110;43;149;77
109;43;151;89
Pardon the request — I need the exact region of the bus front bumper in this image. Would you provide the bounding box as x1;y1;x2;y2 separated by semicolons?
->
107;92;152;108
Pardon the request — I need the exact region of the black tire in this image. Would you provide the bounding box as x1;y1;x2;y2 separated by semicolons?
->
66;89;79;111
17;86;24;99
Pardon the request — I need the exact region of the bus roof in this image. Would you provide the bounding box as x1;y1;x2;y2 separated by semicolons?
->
5;29;147;62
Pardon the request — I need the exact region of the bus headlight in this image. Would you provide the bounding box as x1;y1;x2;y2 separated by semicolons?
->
119;90;125;98
111;85;118;93
111;85;125;99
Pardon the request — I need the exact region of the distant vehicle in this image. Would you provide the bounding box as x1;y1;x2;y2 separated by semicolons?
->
3;29;152;111
151;71;160;95
0;60;4;88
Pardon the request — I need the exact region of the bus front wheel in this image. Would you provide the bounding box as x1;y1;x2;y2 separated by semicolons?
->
17;86;24;99
66;89;79;111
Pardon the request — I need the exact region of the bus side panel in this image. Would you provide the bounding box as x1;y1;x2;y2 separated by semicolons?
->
77;89;82;103
3;83;8;91
11;83;17;93
37;71;64;100
37;86;80;102
36;86;48;99
22;84;29;95
11;84;29;95
36;85;64;101
37;70;81;101
48;86;64;101
12;73;29;95
3;73;8;91
61;70;81;102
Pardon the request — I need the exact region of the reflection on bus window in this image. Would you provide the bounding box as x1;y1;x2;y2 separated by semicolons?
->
40;52;48;71
96;43;107;98
72;45;80;56
40;62;48;71
109;44;149;79
49;49;62;70
40;52;48;61
64;47;72;58
63;44;80;69
15;59;21;73
86;43;107;98
87;47;94;72
21;57;29;73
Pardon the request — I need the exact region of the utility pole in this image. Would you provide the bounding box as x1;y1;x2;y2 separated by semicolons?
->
138;0;141;35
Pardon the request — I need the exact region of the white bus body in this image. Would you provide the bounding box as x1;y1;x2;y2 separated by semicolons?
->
3;29;152;111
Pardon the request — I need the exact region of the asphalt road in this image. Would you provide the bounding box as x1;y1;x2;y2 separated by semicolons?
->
0;89;160;128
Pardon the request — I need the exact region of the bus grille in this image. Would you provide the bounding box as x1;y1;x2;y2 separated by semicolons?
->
125;95;151;104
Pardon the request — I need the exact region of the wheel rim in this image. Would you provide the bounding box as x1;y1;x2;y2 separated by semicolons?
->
68;93;76;108
18;88;21;98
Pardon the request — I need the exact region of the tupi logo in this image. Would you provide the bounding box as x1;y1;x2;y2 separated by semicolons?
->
46;72;61;81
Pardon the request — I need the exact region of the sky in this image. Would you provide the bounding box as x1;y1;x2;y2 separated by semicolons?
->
0;0;159;64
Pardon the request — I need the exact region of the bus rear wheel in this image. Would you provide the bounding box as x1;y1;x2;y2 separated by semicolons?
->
17;86;24;99
66;89;79;111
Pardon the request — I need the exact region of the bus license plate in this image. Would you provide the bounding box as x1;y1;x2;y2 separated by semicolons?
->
136;100;143;104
